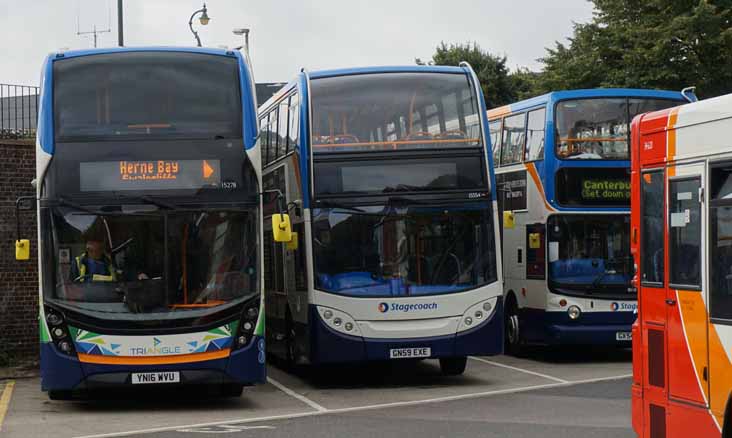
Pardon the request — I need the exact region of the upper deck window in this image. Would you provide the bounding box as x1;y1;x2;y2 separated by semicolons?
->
310;72;482;153
53;52;242;141
555;98;681;160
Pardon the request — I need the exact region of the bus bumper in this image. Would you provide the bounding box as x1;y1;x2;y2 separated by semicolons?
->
541;311;634;346
308;300;503;364
39;336;266;392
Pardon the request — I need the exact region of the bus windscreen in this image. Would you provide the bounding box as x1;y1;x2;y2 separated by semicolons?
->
310;72;482;152
53;52;242;141
555;98;683;160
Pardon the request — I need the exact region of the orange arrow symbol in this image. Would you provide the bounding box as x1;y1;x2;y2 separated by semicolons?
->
203;160;214;179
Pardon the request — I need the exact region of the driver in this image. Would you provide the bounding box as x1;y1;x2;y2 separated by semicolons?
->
70;238;149;283
70;239;117;283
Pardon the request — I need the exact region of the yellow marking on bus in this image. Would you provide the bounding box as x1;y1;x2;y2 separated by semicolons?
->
0;380;16;432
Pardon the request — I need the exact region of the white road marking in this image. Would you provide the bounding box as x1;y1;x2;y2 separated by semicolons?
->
72;374;631;438
469;356;570;383
266;377;328;412
176;424;275;433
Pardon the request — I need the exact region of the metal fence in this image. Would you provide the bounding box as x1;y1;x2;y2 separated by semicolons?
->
1;84;39;140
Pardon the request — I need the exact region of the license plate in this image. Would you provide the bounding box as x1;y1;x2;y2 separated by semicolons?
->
131;371;180;385
616;332;632;341
389;347;431;359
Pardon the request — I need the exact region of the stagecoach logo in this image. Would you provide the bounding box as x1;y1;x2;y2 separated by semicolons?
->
611;302;637;312
378;302;438;313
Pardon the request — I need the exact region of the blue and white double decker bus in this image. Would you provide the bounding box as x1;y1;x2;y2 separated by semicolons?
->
258;65;503;375
487;88;692;353
15;47;266;399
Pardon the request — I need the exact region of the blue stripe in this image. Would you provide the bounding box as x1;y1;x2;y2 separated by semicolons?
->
309;65;466;79
298;72;311;209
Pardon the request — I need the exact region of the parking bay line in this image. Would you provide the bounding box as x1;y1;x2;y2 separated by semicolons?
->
72;373;631;438
468;356;570;383
266;376;328;412
0;380;16;432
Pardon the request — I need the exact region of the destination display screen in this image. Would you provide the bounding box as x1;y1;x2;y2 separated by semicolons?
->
555;167;630;207
80;159;222;192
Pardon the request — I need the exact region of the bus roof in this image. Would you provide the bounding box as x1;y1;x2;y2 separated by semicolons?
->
638;92;732;135
258;65;473;113
308;65;469;79
487;88;689;120
48;46;238;60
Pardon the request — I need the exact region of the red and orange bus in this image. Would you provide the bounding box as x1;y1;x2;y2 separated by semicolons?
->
631;92;732;437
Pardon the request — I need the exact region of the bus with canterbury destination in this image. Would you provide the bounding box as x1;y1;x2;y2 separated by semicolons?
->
487;88;692;353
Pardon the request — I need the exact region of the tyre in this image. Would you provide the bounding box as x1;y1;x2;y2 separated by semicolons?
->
505;295;524;356
285;310;297;370
221;384;244;398
48;390;73;400
439;356;467;376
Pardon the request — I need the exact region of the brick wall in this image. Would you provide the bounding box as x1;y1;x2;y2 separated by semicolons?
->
0;140;38;359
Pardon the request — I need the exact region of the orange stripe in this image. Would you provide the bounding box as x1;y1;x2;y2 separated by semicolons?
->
486;105;511;120
667;107;680;177
525;162;554;212
77;349;230;365
312;138;479;149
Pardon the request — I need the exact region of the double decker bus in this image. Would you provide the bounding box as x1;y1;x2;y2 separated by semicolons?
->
15;47;265;399
257;65;503;375
631;93;732;438
487;89;690;353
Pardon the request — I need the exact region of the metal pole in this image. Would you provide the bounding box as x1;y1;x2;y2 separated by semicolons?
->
117;0;124;46
189;9;204;47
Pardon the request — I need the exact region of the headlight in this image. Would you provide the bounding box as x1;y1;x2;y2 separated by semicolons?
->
317;306;361;336
568;305;581;320
458;297;499;332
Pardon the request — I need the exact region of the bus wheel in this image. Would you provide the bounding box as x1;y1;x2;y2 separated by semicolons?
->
48;390;73;400
285;310;297;369
505;298;523;356
221;384;244;398
439;357;467;376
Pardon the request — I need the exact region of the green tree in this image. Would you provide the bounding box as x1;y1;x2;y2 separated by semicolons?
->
538;0;732;98
418;42;517;108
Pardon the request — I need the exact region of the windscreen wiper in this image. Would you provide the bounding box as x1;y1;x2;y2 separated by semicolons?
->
56;197;102;215
112;193;180;210
314;199;366;213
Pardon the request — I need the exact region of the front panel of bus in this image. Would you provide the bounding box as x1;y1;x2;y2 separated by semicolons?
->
494;93;685;347
37;50;264;393
305;70;503;363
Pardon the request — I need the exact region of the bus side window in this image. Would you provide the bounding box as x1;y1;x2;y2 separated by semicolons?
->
279;99;290;158
641;170;664;286
260;114;270;165
525;108;546;161
668;177;701;288
710;165;732;320
501;113;526;166
489;119;502;167
289;94;299;152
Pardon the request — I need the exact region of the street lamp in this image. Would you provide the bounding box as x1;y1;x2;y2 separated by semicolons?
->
189;3;210;47
233;28;250;57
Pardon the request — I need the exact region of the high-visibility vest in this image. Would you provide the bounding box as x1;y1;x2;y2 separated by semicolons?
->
75;253;117;282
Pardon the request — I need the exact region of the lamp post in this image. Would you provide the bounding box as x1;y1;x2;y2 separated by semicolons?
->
188;3;210;47
233;28;250;57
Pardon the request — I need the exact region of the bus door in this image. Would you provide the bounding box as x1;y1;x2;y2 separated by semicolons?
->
263;164;291;354
665;163;709;410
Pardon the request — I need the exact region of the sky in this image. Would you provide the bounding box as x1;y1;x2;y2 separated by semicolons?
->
0;0;594;86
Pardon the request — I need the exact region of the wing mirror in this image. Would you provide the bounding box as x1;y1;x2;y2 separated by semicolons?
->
15;196;35;261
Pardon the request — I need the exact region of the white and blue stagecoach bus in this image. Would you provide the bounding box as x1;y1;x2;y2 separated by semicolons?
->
257;65;503;375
